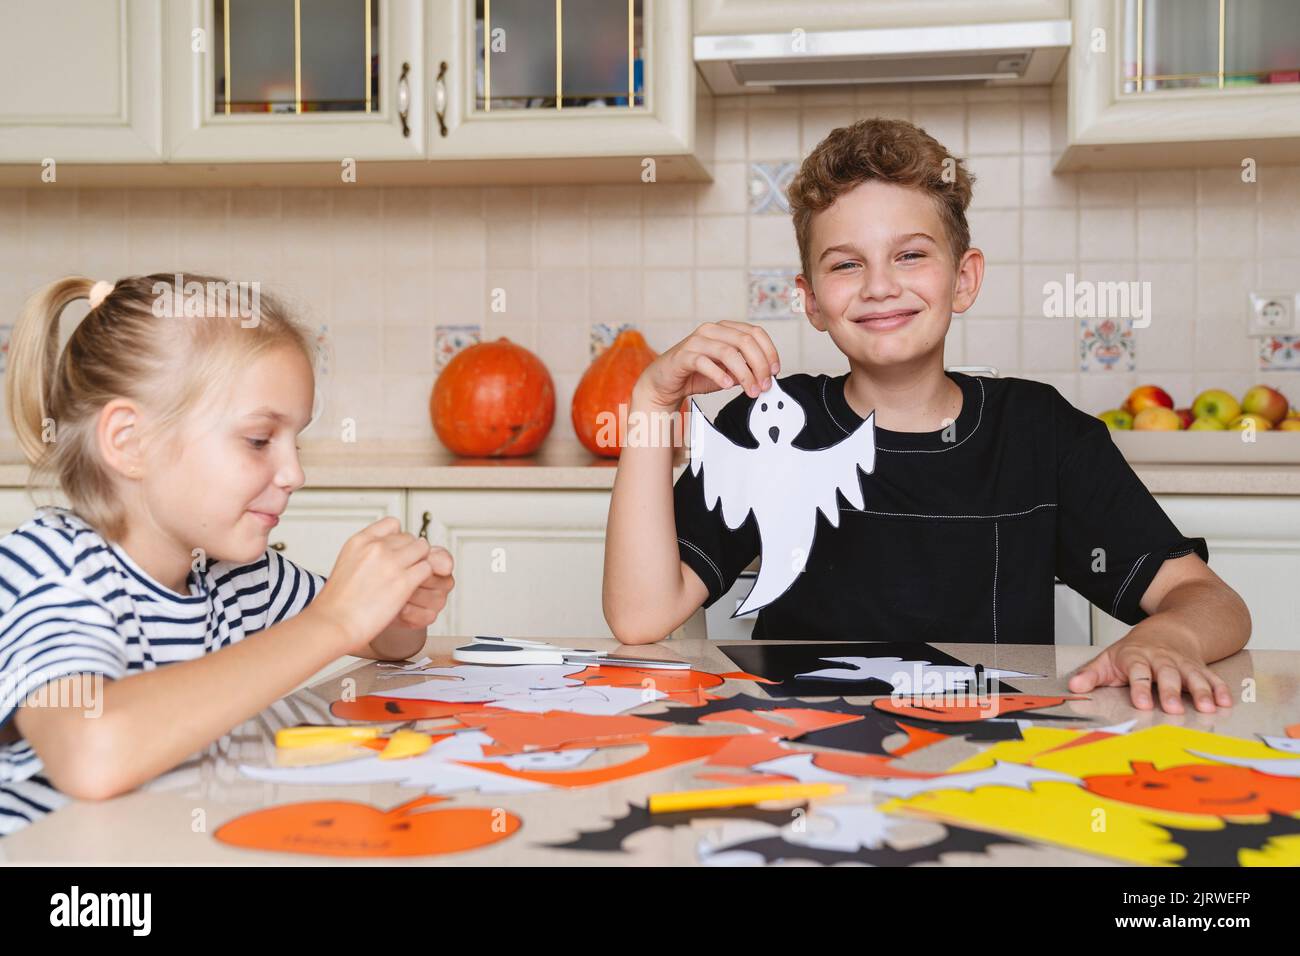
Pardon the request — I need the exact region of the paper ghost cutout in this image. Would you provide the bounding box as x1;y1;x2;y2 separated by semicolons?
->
688;377;876;616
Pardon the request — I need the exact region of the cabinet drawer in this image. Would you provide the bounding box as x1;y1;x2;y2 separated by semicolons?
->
409;489;613;639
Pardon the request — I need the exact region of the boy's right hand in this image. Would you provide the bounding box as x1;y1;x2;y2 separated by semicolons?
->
633;321;781;410
313;517;437;654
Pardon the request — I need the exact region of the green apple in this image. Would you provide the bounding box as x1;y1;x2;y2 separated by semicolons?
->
1188;416;1227;431
1098;408;1133;430
1191;389;1241;424
1227;413;1273;431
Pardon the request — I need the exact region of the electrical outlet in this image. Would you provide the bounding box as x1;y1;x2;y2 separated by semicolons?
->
1247;292;1298;336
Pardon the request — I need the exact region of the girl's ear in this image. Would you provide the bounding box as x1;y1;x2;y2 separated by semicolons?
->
950;247;985;315
97;398;146;479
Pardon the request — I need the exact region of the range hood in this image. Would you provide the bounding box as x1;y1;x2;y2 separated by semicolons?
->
694;20;1072;94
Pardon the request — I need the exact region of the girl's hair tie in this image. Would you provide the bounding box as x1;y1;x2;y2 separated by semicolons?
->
88;279;115;310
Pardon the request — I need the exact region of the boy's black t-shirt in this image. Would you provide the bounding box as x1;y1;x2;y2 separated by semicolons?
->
673;371;1207;643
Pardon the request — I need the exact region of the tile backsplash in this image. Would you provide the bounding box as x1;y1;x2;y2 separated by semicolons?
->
2;83;1299;442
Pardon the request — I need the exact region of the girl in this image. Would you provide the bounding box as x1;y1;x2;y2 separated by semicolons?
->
0;273;454;834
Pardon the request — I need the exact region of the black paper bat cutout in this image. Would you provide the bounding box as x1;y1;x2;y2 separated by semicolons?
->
544;802;811;853
1154;813;1300;867
701;821;1032;867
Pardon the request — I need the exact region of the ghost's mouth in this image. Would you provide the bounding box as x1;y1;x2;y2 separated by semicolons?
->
768;426;780;443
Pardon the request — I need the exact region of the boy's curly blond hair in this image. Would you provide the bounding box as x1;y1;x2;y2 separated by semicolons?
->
787;117;976;279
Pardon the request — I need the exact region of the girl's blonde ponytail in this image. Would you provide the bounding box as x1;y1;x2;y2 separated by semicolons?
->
6;276;95;465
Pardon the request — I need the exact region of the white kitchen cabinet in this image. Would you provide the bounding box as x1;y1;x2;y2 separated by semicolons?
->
409;489;616;639
164;0;425;162
1057;0;1300;170
264;488;406;577
425;0;700;168
0;0;164;163
1091;495;1300;652
694;0;1070;34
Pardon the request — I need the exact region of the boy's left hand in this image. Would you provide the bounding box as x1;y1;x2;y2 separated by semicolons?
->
1067;623;1233;715
393;546;455;630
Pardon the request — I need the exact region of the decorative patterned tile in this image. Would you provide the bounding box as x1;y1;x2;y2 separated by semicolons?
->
748;162;797;215
1259;335;1300;371
0;325;11;375
590;321;635;360
1079;316;1135;372
435;323;481;372
748;269;802;320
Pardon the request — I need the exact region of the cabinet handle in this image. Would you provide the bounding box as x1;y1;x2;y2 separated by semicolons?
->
418;511;432;540
269;541;287;552
397;61;411;138
433;61;448;138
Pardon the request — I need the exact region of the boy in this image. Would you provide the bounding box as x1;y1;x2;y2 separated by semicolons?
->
602;118;1249;716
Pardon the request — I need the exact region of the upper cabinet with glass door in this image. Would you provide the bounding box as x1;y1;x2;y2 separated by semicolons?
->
1058;0;1300;169
426;0;704;179
165;0;424;161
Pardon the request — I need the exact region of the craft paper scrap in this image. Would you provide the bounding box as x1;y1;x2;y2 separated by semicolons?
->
801;657;1043;692
240;730;738;794
688;378;876;616
873;694;1081;723
719;642;1031;698
882;724;1300;866
375;663;665;715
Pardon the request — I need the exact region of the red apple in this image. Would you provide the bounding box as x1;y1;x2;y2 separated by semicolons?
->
1241;385;1289;426
1125;385;1174;415
1174;408;1194;429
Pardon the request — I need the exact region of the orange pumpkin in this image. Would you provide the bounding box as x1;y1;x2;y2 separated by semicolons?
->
1083;761;1300;816
431;337;555;457
571;329;659;457
214;795;521;858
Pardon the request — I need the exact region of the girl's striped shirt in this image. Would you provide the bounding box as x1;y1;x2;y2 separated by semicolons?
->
0;506;326;835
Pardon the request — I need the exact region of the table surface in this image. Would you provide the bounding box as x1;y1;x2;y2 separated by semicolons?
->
3;638;1297;865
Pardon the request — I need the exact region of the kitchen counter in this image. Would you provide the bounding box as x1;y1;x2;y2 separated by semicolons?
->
2;438;1298;494
2;637;1296;865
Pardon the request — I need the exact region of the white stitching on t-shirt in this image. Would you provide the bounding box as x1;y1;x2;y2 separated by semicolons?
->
1165;547;1196;559
822;377;851;436
841;502;1057;521
677;537;725;593
992;522;999;645
1112;552;1149;618
822;376;986;453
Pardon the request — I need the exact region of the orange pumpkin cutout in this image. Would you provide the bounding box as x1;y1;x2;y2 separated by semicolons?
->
571;329;658;458
572;665;726;694
1083;761;1300;816
873;694;1084;723
330;696;503;722
431;337;555;457
215;795;521;858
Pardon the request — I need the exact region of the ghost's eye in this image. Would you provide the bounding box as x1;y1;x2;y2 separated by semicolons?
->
778;401;784;409
761;403;767;411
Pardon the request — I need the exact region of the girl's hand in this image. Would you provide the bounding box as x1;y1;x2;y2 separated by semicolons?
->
392;546;455;630
1067;625;1234;714
313;518;440;655
633;321;781;410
